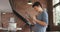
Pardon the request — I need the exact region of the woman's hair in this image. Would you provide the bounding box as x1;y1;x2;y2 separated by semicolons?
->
32;2;42;8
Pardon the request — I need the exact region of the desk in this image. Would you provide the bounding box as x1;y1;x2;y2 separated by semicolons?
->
0;27;22;32
47;31;60;32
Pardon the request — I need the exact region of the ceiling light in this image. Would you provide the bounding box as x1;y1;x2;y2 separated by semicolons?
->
27;0;32;5
2;12;6;14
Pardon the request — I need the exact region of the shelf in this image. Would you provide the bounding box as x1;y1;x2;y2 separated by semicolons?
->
0;27;22;31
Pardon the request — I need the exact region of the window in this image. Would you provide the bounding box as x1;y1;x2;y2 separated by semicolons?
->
53;0;59;5
53;0;60;26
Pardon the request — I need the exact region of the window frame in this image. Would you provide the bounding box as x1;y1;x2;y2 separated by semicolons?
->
53;0;60;26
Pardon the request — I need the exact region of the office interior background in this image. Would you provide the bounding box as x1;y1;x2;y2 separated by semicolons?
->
0;0;60;32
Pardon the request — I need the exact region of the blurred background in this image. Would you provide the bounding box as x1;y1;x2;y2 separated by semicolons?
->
0;0;60;32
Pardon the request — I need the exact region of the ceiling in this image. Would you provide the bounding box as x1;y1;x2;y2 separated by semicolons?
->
0;0;47;13
0;0;12;12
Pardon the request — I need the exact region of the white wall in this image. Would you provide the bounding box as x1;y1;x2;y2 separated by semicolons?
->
0;0;12;12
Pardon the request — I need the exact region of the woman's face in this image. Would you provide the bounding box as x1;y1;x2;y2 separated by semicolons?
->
33;6;43;12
